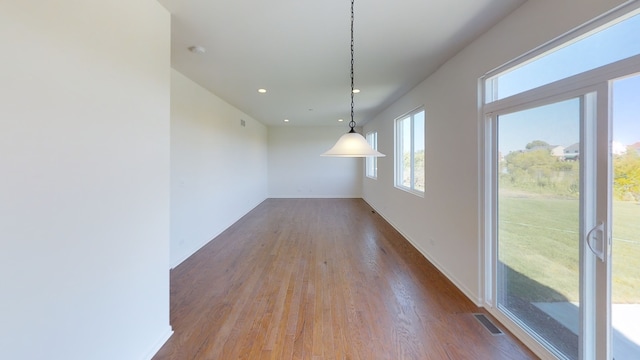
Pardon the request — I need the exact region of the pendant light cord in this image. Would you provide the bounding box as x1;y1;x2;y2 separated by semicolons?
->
349;0;356;133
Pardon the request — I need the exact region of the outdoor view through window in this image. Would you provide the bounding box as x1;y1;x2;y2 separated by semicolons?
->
490;9;639;360
497;74;640;360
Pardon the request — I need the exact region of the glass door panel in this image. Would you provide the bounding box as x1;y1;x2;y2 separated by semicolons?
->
611;74;640;359
497;98;581;359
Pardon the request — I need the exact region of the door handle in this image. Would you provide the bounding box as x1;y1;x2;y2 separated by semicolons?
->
586;222;606;262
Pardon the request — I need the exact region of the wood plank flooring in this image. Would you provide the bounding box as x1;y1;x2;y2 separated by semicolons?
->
153;198;537;360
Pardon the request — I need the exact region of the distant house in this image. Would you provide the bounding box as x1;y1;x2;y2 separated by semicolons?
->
612;141;627;155
564;143;580;161
559;141;638;159
550;145;565;158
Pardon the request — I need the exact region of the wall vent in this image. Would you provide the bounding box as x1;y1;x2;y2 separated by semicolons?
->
473;313;503;335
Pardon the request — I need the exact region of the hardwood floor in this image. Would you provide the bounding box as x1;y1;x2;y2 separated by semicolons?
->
153;198;537;360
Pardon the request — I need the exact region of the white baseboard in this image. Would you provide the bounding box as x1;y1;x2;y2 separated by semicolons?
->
143;325;173;360
170;198;267;269
364;200;483;307
171;234;216;269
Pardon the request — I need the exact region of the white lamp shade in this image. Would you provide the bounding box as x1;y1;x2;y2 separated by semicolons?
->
321;132;385;157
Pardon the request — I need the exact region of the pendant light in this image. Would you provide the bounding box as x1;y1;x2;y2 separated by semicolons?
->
321;0;385;157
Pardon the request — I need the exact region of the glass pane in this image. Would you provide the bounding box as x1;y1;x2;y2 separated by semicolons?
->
413;111;425;192
366;132;377;178
611;74;640;359
497;98;581;359
487;12;640;102
400;117;411;188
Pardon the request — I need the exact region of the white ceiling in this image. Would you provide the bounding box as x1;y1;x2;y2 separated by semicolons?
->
158;0;525;127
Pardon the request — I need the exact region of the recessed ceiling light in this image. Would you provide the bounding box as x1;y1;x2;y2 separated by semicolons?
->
284;119;290;123
352;89;360;93
258;88;267;93
188;45;206;54
338;119;344;122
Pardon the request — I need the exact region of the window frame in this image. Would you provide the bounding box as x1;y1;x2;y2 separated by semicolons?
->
484;2;640;105
394;107;425;196
365;131;378;179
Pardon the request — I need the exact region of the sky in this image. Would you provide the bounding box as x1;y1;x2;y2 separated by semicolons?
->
496;12;640;154
499;99;580;154
613;75;640;146
498;75;639;154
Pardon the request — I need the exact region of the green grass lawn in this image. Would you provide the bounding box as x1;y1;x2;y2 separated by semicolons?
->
611;201;640;302
498;193;640;303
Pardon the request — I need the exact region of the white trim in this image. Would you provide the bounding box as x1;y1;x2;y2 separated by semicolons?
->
483;0;640;82
171;234;212;269
171;198;267;268
365;199;482;306
393;184;426;198
143;326;173;360
484;54;640;116
484;306;558;360
393;107;426;196
365;131;379;179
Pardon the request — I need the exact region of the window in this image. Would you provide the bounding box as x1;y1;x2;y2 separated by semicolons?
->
365;131;378;179
395;108;425;194
482;4;640;359
486;11;640;103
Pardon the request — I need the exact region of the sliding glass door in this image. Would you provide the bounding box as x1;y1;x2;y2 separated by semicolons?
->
483;5;640;358
610;74;640;360
496;97;583;359
486;72;640;359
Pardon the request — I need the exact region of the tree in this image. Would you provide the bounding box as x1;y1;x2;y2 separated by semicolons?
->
613;149;640;201
502;147;579;197
525;140;550;150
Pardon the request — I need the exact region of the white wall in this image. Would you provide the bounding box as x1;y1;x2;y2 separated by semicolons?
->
363;0;628;304
170;70;268;267
268;126;363;198
0;1;171;360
